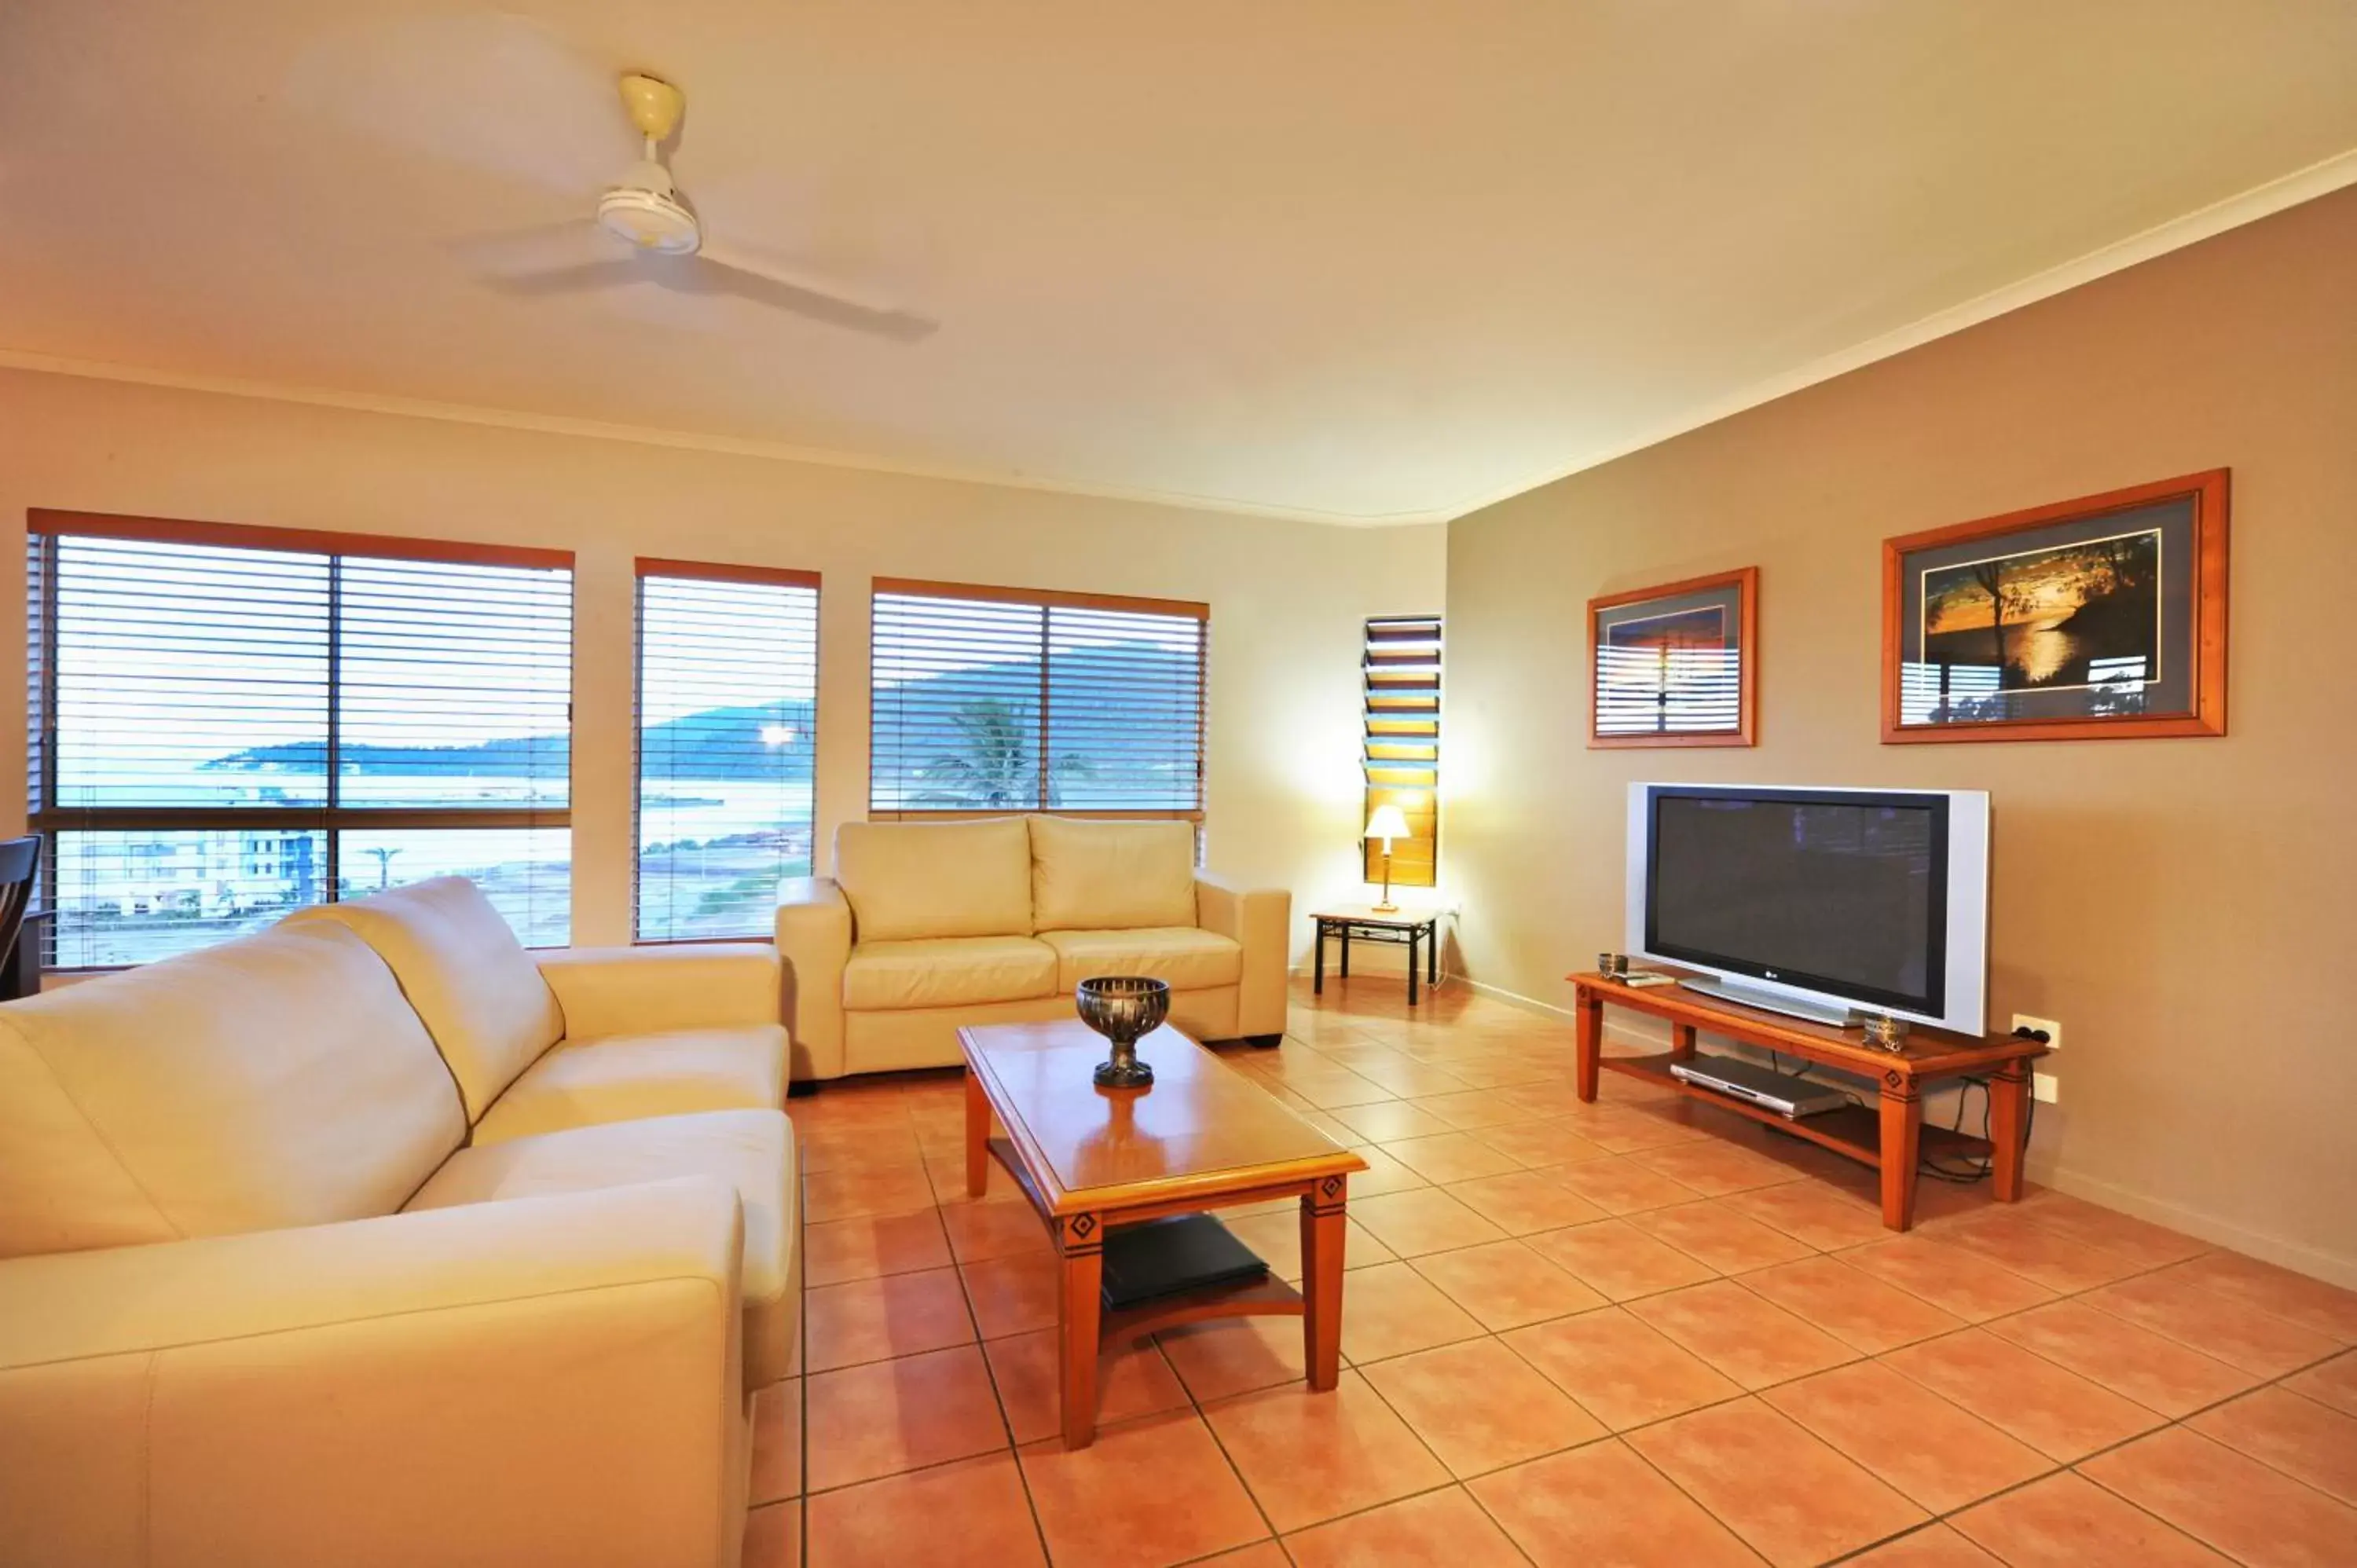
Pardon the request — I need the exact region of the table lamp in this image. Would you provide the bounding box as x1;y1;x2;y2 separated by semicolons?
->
1363;803;1411;913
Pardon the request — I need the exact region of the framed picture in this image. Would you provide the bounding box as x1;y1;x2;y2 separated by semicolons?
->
1882;470;2228;743
1589;566;1758;748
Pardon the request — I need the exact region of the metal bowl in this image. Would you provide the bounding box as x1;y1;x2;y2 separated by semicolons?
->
1076;976;1170;1088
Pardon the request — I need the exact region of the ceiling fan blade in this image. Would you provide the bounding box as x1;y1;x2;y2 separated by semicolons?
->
693;242;939;343
478;257;649;298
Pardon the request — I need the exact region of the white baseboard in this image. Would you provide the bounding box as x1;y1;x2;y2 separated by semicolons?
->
2029;1164;2357;1291
1461;976;1582;1023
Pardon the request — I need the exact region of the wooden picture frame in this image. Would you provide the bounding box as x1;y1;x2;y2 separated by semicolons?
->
1880;470;2228;744
1588;566;1758;749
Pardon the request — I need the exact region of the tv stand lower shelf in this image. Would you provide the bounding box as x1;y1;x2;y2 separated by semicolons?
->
1571;973;2049;1231
1604;1053;1994;1169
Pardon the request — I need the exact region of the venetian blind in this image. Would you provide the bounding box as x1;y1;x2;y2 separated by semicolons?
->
869;581;1207;816
635;562;822;941
27;513;574;967
1362;614;1441;888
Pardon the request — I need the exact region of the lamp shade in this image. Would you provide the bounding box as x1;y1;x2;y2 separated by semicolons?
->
1362;804;1412;844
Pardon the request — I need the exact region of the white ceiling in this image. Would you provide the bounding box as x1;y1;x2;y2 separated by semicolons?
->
5;2;2355;524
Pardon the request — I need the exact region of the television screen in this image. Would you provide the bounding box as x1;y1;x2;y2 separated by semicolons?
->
1645;789;1948;1017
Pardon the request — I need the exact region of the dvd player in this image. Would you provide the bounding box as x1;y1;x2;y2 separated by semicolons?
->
1668;1055;1850;1119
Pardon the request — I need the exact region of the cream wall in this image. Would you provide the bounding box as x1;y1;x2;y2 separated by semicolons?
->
0;369;1442;955
1445;186;2357;1283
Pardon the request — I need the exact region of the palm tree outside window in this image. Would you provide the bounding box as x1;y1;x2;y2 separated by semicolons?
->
868;581;1206;822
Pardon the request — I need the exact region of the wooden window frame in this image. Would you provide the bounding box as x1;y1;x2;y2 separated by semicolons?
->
630;555;823;945
27;510;577;967
1362;614;1441;888
867;577;1208;823
636;557;823;591
29;510;573;571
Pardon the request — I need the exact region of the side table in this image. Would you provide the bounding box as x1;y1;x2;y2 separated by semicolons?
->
1310;907;1440;1006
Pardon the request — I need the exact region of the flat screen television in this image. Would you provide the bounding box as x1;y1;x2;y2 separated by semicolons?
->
1624;783;1989;1036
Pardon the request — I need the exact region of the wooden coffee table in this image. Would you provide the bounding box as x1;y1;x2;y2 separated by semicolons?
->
960;1019;1366;1449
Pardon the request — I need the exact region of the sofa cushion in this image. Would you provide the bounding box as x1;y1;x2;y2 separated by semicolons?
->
836;817;1033;940
405;1108;798;1388
284;877;565;1123
1038;927;1244;992
471;1024;790;1145
1029;816;1198;931
843;936;1059;1011
0;922;465;1258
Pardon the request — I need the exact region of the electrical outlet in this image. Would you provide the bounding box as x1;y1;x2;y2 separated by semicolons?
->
2032;1072;2059;1105
2012;1013;2062;1052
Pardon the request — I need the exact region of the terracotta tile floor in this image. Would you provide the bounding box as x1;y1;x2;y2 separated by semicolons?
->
752;979;2357;1566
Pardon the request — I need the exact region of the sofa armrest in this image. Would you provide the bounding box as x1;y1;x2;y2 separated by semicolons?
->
1196;873;1291;1038
775;877;852;1081
537;943;783;1041
0;1180;750;1568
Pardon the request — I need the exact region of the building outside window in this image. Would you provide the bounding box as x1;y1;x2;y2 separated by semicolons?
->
27;512;574;967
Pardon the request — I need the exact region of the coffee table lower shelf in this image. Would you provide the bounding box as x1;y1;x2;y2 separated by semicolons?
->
1604;1053;1995;1166
986;1136;1309;1339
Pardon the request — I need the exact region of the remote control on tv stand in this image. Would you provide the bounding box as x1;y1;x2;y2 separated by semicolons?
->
1619;972;1678;988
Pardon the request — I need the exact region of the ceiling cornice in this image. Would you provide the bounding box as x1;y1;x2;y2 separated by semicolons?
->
0;346;1428;529
1444;143;2357;525
4;143;2349;533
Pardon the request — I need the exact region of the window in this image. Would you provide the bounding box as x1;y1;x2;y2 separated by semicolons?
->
870;579;1206;817
635;560;821;941
27;512;573;967
1362;614;1440;888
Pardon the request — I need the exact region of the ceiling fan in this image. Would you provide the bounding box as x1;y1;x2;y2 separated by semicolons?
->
476;71;937;343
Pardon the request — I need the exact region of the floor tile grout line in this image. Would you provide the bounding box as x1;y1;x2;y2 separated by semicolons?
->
1919;1455;2193;1562
1453;1477;1545;1567
948;1167;1061;1567
1337;1333;1502;1491
794;1142;812;1568
784;1009;2354;1568
1141;1204;1530;1554
1816;1328;2357;1561
800;1096;1043;1562
798;1445;1023;1502
2069;1430;2350;1559
1286;1478;1540;1566
1563;1413;1783;1566
1817;1518;1987;1566
1451;1288;2093;1543
2061;1272;2352;1371
2217;1373;2357;1508
1156;1339;2121;1568
2075;1350;2357;1511
1945;1270;2351;1419
1156;1318;1287;1552
795;1280;809;1568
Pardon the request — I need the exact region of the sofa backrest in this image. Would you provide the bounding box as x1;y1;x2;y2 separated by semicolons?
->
284;877;564;1123
0;921;466;1258
835;817;1034;940
1029;815;1198;932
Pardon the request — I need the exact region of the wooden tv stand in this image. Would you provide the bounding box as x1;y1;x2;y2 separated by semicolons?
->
1570;970;2049;1230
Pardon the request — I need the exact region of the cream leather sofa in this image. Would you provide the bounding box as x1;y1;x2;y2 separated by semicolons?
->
775;815;1290;1080
0;877;794;1568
